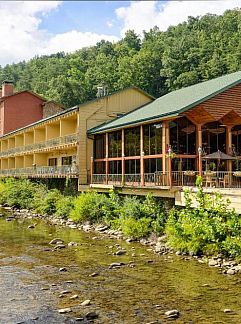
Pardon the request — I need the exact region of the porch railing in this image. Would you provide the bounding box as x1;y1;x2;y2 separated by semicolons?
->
0;165;79;178
91;171;241;189
0;133;78;157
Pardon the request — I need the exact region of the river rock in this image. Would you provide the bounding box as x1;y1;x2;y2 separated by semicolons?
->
208;259;219;266
85;312;98;320
232;265;241;272
81;299;91;306
54;244;65;250
70;294;78;299
95;225;108;232
82;224;92;232
58;308;72;314
157;235;167;242
227;269;235;275
165;309;180;318
115;249;127;256
49;238;64;245
109;262;124;269
59;267;67;272
89;272;99;277
28;224;35;229
60;290;71;294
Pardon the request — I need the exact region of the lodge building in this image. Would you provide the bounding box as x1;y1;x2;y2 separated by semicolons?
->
1;72;241;210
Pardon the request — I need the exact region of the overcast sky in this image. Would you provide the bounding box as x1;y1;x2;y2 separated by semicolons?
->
0;0;240;66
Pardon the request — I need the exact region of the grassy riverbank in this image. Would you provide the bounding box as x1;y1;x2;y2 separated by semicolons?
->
1;177;241;260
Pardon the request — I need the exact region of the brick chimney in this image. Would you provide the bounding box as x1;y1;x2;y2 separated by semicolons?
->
2;81;14;97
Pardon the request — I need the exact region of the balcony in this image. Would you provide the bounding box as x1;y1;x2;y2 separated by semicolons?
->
0;165;79;178
0;133;78;157
92;171;241;189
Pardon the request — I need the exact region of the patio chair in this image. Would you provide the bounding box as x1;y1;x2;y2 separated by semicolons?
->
205;174;217;187
219;174;231;188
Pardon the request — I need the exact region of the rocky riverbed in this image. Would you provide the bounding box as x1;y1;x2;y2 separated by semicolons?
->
1;208;241;323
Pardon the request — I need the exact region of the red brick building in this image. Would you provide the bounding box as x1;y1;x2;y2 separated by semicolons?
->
0;81;64;135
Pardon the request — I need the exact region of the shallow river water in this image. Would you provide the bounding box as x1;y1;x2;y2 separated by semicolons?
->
0;214;241;324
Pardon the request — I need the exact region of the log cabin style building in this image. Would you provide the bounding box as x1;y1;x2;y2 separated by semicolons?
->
2;72;241;210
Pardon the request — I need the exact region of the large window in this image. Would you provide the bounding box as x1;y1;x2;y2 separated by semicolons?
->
94;161;105;174
202;122;226;154
143;123;162;155
125;127;140;156
48;158;57;166
144;158;162;173
170;117;196;155
109;160;122;174
94;134;105;159
62;156;72;165
232;125;241;156
109;131;121;158
125;159;140;174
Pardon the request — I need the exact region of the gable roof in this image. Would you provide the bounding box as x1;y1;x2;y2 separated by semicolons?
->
88;71;241;134
0;90;46;102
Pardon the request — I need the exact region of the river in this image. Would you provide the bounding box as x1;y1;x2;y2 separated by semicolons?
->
0;214;241;323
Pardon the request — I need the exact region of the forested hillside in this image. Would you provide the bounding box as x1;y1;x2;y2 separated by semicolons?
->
1;9;241;108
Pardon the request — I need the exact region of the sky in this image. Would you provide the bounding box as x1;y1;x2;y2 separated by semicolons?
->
0;0;241;66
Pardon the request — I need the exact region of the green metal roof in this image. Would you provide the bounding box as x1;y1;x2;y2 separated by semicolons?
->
88;71;241;134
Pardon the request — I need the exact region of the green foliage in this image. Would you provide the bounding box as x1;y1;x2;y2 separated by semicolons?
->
55;196;75;219
2;9;241;106
36;189;62;215
166;179;241;257
70;191;109;223
121;217;152;239
0;178;41;209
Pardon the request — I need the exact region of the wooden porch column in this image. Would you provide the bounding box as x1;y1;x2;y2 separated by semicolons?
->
162;121;168;173
140;125;145;186
121;129;125;185
196;124;202;176
90;156;93;184
226;125;233;172
105;133;109;184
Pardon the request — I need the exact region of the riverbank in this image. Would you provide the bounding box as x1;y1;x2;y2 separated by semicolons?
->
3;205;241;277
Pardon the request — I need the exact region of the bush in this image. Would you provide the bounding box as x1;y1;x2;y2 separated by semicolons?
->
121;217;152;239
36;189;62;215
0;178;39;209
55;196;75;219
70;191;110;223
165;177;241;257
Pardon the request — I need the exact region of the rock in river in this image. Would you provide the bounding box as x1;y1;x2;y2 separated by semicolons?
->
115;249;127;256
49;238;64;245
81;299;91;306
86;312;98;320
165;309;180;318
58;308;72;314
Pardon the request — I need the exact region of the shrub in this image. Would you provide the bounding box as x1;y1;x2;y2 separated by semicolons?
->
36;189;62;215
165;177;241;257
121;217;152;239
0;178;39;209
70;191;109;223
55;195;75;219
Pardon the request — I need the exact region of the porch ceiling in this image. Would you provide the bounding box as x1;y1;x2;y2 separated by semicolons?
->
183;106;215;125
219;110;241;126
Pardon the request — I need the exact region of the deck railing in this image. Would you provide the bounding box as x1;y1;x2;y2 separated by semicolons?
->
0;165;79;178
91;171;241;189
0;133;78;157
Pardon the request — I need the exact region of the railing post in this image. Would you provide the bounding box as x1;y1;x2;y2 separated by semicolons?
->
140;125;145;186
105;133;109;184
121;129;125;186
90;157;93;184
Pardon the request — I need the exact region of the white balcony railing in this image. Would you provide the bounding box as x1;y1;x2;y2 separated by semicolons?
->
0;133;78;157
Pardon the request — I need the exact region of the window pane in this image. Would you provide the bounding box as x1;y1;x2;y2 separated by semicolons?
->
94;134;105;159
125;127;140;156
94;161;105;174
125;159;140;174
143;123;162;155
62;156;72;165
109;160;122;174
109;131;121;158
